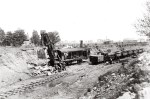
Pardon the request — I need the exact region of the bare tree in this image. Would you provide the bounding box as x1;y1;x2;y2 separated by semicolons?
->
47;31;61;45
0;28;5;45
40;30;61;45
12;29;27;46
135;2;150;38
31;30;40;46
2;31;13;46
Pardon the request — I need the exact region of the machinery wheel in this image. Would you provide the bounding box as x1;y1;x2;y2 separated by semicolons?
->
77;59;82;64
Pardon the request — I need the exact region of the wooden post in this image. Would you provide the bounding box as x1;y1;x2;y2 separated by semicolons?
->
80;40;83;48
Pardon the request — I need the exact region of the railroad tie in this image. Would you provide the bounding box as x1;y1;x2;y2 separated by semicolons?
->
33;82;39;86
0;96;6;99
17;87;22;90
38;82;43;85
7;91;15;96
26;85;33;89
0;72;70;99
18;89;25;93
53;76;57;80
20;86;28;92
4;91;13;96
3;92;11;97
13;89;20;94
1;94;8;99
23;85;29;89
48;78;54;81
41;80;46;84
0;94;5;98
28;82;34;87
10;92;16;96
57;75;61;78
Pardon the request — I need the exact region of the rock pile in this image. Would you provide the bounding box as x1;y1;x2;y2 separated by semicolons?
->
27;60;55;76
139;52;150;67
81;59;149;99
29;65;55;76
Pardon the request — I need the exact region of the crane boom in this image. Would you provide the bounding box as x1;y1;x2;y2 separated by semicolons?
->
41;32;55;66
40;32;65;72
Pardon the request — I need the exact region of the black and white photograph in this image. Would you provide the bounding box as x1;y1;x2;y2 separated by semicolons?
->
0;0;150;99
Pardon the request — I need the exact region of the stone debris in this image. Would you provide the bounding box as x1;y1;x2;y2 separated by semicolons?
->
81;58;150;99
29;64;55;76
139;52;150;63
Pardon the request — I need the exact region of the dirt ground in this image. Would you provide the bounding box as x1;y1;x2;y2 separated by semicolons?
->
0;61;122;99
0;46;47;87
0;45;149;99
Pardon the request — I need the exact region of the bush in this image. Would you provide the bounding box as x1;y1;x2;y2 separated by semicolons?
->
12;29;27;46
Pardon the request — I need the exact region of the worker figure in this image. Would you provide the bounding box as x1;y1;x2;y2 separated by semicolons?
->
55;51;66;71
105;53;113;64
64;52;68;59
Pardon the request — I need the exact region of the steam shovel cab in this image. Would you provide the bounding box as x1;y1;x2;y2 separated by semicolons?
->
54;48;90;65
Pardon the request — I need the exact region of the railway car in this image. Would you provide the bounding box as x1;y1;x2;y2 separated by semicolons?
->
55;48;90;65
115;51;122;58
121;50;128;58
133;49;138;54
89;48;144;65
89;52;114;65
108;52;116;61
114;51;122;62
89;55;104;64
128;50;133;56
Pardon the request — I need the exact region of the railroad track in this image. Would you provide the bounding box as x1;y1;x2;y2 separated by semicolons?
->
0;72;70;99
0;57;140;99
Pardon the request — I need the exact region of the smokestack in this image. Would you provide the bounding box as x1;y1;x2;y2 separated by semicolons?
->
80;40;83;48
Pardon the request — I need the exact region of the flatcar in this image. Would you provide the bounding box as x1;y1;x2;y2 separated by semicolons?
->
55;48;90;65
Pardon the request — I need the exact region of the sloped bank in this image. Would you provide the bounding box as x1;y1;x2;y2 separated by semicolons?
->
0;47;46;88
79;55;150;99
117;51;150;99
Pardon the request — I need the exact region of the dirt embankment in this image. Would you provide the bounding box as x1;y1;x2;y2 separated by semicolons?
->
0;45;149;99
3;62;121;99
79;49;150;99
121;49;150;99
0;47;45;88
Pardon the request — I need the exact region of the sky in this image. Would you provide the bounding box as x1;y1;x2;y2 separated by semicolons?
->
0;0;148;42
